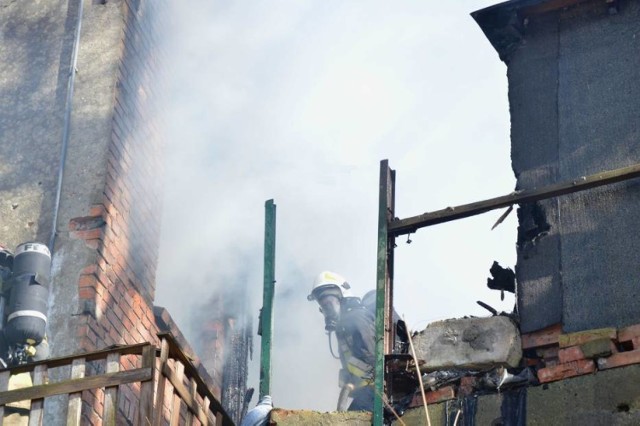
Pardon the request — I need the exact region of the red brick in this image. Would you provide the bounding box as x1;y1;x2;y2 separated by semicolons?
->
537;359;595;383
71;228;104;241
558;346;585;364
79;287;97;300
618;324;640;343
79;274;97;289
597;350;640;370
522;323;562;349
88;205;105;217
82;264;98;275
409;386;456;407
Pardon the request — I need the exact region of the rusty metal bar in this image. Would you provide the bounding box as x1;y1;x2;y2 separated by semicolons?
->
389;162;640;236
373;160;395;426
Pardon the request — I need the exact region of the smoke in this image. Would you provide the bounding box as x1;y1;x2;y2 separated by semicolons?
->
155;0;515;412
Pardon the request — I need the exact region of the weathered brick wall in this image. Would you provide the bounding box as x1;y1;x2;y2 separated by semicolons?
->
1;1;225;424
72;0;168;423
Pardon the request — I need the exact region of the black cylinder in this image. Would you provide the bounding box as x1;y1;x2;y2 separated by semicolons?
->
12;243;51;282
4;243;51;346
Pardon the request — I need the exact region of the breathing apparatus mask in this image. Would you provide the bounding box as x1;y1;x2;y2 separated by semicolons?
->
318;294;341;332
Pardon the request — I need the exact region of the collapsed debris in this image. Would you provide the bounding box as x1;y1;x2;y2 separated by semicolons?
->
385;317;640;424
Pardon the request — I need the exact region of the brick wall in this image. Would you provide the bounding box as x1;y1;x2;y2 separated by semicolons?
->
0;0;226;423
74;0;168;423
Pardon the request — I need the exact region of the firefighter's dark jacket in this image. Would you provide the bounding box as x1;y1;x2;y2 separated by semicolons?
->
335;298;376;386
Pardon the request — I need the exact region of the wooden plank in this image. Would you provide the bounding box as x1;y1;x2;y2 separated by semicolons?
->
152;338;170;426
156;333;230;422
0;367;152;406
138;345;155;426
0;343;150;375
388;163;640;236
169;361;185;426
185;380;197;426
162;364;208;425
202;396;210;426
66;358;86;426
28;364;48;426
103;353;120;426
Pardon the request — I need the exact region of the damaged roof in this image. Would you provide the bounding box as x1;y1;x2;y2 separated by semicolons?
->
471;0;593;62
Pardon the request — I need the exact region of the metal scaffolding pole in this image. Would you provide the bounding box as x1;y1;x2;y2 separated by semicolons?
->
259;199;276;400
373;160;395;426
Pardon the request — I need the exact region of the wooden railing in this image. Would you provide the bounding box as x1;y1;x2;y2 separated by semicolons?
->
0;335;233;426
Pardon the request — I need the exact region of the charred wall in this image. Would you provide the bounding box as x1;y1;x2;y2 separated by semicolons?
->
195;286;253;424
476;0;640;333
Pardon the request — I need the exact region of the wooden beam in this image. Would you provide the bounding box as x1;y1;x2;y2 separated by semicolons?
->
153;338;170;426
0;368;152;405
156;333;233;425
66;358;86;426
0;343;150;375
103;353;120;426
27;365;47;426
138;345;156;426
169;361;186;426
162;364;213;425
389;163;640;236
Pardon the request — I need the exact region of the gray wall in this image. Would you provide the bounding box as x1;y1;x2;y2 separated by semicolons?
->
506;0;640;333
0;0;168;359
396;364;640;425
0;0;123;358
0;0;72;246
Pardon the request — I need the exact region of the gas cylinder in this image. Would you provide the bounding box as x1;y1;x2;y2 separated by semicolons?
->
4;242;51;347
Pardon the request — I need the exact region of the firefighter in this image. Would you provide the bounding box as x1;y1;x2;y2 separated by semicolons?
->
308;271;376;412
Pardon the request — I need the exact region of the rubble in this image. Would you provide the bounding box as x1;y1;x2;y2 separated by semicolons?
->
386;318;640;423
412;316;522;370
269;409;371;425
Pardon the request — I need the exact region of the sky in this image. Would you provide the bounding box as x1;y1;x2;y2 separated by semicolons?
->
154;0;518;412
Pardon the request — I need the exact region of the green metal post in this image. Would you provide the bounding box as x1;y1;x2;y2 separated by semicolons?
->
259;199;276;400
374;161;395;426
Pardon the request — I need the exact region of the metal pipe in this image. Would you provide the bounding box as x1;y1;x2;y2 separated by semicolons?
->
49;0;84;252
259;199;276;400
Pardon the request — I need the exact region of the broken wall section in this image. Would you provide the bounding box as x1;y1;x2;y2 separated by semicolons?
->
504;0;640;333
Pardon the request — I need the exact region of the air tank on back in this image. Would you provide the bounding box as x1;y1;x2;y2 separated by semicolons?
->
4;242;51;347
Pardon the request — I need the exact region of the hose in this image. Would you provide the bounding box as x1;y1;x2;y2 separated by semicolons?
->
328;331;340;360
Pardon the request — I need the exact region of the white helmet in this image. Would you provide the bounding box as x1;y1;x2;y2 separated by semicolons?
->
307;271;352;301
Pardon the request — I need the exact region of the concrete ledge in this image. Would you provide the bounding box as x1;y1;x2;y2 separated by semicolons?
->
270;409;371;425
413;316;522;370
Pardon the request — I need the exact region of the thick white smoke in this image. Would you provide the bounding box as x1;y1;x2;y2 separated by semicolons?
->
155;0;516;411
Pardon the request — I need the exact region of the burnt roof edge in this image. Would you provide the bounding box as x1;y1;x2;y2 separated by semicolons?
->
471;0;587;63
